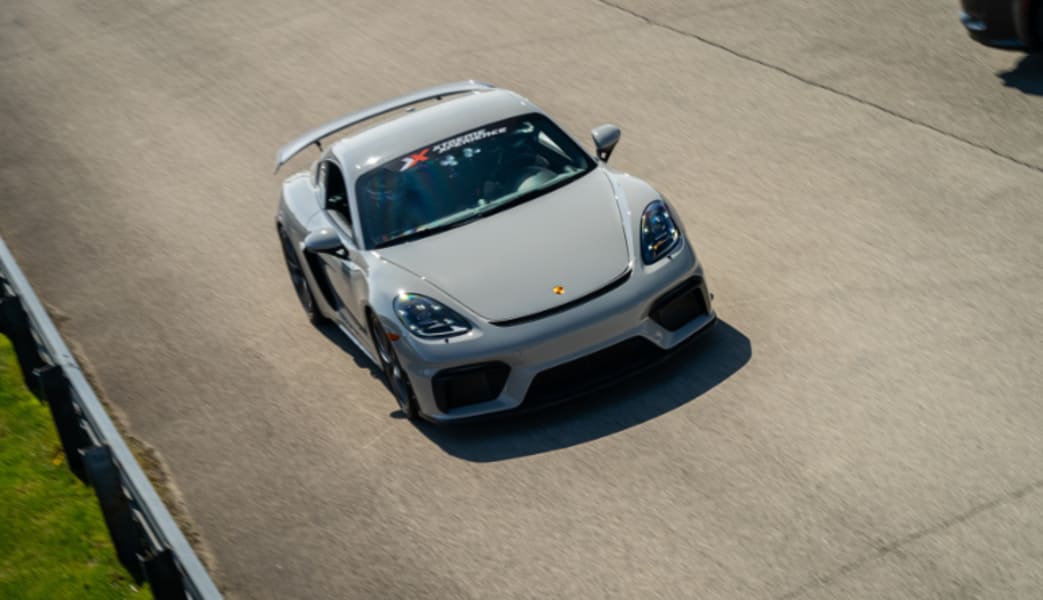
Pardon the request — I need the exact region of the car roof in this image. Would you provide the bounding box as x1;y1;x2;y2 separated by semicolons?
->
330;88;543;181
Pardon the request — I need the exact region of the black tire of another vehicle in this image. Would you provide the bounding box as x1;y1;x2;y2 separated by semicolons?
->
1036;3;1042;52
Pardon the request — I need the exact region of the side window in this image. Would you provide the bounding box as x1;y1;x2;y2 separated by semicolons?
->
321;160;353;231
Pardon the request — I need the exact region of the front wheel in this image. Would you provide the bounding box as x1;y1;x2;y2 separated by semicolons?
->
369;313;420;420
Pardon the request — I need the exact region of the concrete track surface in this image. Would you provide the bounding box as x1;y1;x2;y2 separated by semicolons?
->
2;1;1042;598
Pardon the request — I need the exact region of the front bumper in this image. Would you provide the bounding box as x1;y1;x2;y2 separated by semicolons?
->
389;242;716;422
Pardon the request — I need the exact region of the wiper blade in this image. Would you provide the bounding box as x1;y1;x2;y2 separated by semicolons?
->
374;213;482;248
483;170;585;216
375;228;440;248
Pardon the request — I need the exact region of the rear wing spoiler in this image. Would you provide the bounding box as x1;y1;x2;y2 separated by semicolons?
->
274;80;496;173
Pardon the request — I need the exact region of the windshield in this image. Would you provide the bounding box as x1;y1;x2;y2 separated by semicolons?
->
356;113;595;248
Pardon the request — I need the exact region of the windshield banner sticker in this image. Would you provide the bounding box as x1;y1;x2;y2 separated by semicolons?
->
431;126;508;155
400;127;509;171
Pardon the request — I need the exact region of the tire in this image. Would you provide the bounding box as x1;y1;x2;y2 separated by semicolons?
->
279;228;325;325
369;313;420;420
1036;4;1042;52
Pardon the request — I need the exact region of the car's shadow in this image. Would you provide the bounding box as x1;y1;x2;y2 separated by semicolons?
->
410;319;751;462
998;53;1043;96
315;321;385;382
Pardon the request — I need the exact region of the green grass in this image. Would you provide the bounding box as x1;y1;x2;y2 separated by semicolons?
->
0;335;149;599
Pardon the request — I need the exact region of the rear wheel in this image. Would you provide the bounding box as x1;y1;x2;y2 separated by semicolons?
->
369;313;420;420
279;228;325;325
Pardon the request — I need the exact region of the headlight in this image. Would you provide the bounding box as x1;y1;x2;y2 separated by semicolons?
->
393;293;471;338
641;200;681;264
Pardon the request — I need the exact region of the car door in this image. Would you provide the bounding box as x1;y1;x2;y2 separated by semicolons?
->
313;160;369;337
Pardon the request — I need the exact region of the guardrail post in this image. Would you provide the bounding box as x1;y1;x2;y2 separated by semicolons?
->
140;549;188;600
0;295;45;394
34;365;91;482
81;445;146;583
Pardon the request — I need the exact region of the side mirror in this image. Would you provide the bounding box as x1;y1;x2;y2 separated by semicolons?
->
591;124;621;162
303;228;342;253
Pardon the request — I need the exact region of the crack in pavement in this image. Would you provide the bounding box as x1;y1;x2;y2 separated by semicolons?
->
594;0;1043;175
773;478;1043;599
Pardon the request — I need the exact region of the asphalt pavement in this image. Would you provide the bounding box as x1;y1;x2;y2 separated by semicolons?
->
2;1;1042;598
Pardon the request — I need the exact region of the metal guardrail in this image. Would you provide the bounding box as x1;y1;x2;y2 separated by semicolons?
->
0;236;222;600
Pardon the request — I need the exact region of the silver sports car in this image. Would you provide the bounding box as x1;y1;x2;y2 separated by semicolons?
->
274;81;716;422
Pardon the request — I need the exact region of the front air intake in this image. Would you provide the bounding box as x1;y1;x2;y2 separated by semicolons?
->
432;362;511;412
649;277;707;332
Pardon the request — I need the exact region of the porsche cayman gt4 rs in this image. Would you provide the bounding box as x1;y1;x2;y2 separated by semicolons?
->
274;81;716;422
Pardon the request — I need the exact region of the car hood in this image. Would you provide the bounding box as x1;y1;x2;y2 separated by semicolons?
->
376;170;631;322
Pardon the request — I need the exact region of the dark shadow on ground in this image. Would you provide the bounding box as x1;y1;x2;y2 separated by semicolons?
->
413;319;751;462
315;321;384;382
998;53;1043;96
